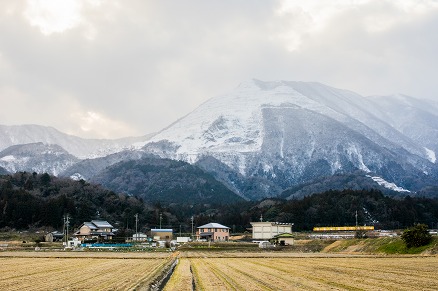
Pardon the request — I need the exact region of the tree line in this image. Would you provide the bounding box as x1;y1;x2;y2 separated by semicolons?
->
1;172;437;233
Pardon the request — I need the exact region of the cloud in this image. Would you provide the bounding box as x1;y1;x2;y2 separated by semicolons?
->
0;1;437;138
69;110;140;139
24;0;83;35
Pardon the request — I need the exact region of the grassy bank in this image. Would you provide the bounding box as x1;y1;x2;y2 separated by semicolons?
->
322;236;438;254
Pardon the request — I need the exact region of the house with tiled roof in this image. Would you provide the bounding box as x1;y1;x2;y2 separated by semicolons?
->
74;220;115;242
196;222;230;242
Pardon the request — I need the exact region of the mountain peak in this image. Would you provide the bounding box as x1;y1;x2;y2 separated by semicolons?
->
140;80;437;199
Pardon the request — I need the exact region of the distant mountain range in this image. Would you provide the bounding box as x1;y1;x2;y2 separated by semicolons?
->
0;124;151;159
1;80;437;201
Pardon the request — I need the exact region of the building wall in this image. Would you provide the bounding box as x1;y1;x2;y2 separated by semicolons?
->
197;228;229;241
79;225;92;235
251;222;292;239
150;230;173;240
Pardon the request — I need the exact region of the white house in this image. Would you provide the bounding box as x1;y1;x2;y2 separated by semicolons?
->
250;221;293;240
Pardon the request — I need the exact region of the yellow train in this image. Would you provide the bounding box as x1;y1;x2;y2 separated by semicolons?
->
313;226;374;232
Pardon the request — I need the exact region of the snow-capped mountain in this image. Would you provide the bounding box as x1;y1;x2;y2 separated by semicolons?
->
138;79;437;199
0;124;151;159
2;80;438;200
0;142;78;176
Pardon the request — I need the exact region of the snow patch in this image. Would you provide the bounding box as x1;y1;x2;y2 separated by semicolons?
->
425;147;436;163
346;144;370;172
70;173;85;181
366;175;411;193
0;155;16;162
263;163;272;173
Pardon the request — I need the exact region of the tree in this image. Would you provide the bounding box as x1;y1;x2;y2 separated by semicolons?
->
401;224;432;248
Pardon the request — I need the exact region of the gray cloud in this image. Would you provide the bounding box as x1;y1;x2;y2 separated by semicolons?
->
0;0;437;138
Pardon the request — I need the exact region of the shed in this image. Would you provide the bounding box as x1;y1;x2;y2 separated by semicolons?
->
270;233;295;246
150;229;173;240
45;231;64;242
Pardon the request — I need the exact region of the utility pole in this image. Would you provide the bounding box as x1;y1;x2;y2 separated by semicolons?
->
63;216;66;245
159;213;162;229
134;213;138;241
355;210;358;229
64;215;70;246
191;216;194;239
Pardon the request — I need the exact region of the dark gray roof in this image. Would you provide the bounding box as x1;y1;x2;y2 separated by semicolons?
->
91;220;114;228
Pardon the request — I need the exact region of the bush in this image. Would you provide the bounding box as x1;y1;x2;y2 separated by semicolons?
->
401;224;432;248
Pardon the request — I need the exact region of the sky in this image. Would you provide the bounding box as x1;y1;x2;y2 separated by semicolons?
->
1;0;438;139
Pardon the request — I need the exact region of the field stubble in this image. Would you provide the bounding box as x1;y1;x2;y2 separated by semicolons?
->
0;252;173;291
167;254;438;290
2;251;438;290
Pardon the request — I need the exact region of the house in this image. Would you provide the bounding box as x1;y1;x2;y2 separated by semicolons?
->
74;220;115;242
250;221;293;240
45;231;64;242
196;223;230;242
150;229;173;241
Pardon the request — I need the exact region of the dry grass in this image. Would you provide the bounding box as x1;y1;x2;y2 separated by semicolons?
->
0;250;171;259
168;255;438;290
0;256;172;290
2;251;438;290
163;258;193;291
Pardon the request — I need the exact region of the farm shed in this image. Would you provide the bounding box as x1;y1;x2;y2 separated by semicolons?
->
150;229;173;240
270;233;295;246
45;231;64;242
196;223;230;242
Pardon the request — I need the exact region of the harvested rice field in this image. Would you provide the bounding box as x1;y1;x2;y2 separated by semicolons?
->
0;253;172;291
1;252;437;290
168;255;438;290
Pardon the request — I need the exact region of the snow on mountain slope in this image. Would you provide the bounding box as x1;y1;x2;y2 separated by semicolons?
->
366;175;411;193
140;79;437;199
144;80;427;162
366;94;438;163
0;124;152;159
3;80;438;200
0;143;78;175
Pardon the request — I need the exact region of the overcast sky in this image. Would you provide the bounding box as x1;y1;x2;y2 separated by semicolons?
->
1;0;437;139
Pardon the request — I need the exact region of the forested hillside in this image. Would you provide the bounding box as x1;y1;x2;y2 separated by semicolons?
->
91;157;243;204
247;189;438;231
0;166;8;175
0;172;159;230
1;173;437;232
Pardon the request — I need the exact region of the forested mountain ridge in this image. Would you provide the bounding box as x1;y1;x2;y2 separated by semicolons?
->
1;172;437;232
91;157;244;204
0;172;155;230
